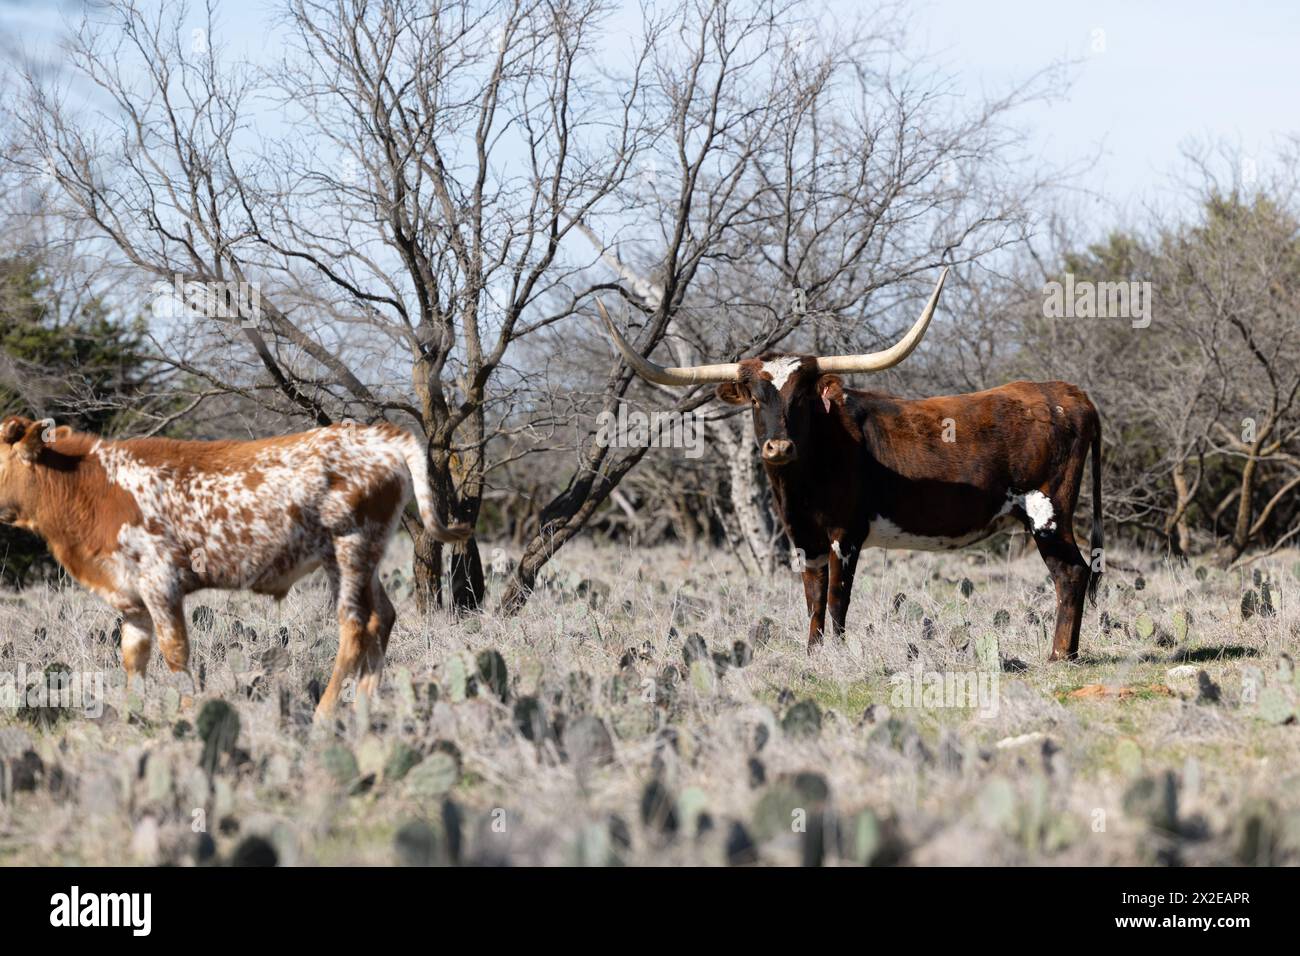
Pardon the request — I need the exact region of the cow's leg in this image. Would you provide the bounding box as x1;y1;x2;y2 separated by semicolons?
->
356;573;396;700
374;576;396;655
826;542;861;637
1033;531;1090;661
322;555;340;619
1028;431;1093;660
149;598;192;681
802;561;829;649
119;610;154;691
315;560;372;721
137;574;194;692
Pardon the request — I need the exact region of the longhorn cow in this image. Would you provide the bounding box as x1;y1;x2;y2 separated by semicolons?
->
598;269;1103;660
0;417;470;719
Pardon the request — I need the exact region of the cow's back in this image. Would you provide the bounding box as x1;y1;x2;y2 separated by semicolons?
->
96;425;413;594
859;381;1097;488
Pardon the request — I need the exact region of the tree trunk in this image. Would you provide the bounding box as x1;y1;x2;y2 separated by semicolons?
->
1165;458;1193;557
498;441;653;615
449;541;486;610
412;526;444;612
674;495;701;548
715;415;780;573
1229;454;1260;561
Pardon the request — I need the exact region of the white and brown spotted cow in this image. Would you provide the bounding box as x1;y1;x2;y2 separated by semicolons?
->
0;416;469;719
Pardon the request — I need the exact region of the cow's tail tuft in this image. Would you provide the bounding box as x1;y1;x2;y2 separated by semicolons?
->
395;431;472;545
1087;414;1103;605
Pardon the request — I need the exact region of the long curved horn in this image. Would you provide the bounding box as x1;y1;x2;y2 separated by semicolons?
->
814;267;948;374
596;299;741;385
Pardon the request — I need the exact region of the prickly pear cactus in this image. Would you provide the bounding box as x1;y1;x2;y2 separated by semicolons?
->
974;632;999;673
1171;609;1190;643
444;654;468;703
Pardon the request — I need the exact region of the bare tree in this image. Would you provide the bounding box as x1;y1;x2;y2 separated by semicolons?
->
14;0;1057;616
495;0;1053;605
17;0;656;609
1175;145;1300;563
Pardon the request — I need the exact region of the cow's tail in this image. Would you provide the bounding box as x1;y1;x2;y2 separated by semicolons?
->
395;431;472;545
1086;414;1103;605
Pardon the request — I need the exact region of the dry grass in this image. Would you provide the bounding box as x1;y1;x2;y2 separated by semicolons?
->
2;537;1300;866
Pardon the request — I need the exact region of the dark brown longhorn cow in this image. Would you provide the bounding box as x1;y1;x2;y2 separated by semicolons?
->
597;269;1103;660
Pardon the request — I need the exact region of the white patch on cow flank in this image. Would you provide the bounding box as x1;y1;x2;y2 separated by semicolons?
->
1009;489;1057;532
761;356;802;391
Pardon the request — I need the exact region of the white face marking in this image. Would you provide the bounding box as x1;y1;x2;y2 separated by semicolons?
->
831;539;844;559
761;356;802;391
1011;490;1057;532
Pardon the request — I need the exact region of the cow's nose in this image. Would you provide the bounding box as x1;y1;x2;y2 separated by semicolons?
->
762;439;796;464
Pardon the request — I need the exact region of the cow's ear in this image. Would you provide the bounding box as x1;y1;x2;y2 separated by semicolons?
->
715;382;750;405
817;375;845;413
16;419;55;464
0;417;30;445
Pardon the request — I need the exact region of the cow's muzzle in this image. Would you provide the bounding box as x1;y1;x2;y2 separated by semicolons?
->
761;439;796;465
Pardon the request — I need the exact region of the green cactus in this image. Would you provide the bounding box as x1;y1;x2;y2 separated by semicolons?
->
444;654;468;703
384;741;422;783
1114;737;1143;777
403;752;459;798
196;699;240;774
476;649;509;702
689;658;715;695
1122;772;1178;833
975;632;999;673
1259;579;1276;616
320;745;359;786
1241;589;1259;620
676;787;710;836
610;703;656;740
781;699;822;738
843;810;881;865
392;667;417;715
1256;686;1293;725
977;777;1016;831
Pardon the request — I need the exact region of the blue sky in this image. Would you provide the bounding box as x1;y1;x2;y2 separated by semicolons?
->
906;0;1298;218
6;0;1297;221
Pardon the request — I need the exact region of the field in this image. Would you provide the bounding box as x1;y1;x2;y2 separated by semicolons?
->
2;538;1299;866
